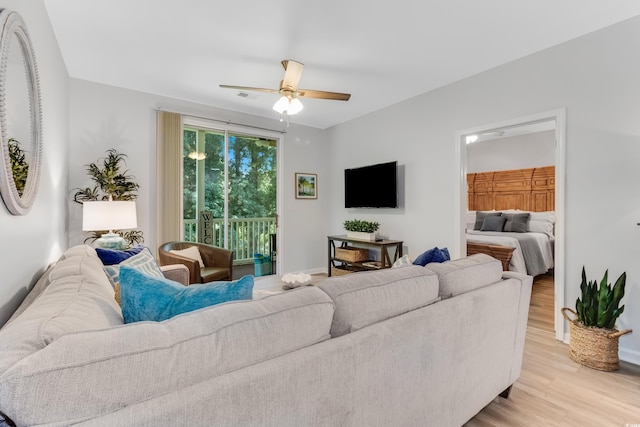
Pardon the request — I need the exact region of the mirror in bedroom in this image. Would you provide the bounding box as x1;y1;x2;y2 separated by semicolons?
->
458;109;566;342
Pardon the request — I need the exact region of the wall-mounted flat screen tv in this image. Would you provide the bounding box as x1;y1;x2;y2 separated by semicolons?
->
345;161;398;208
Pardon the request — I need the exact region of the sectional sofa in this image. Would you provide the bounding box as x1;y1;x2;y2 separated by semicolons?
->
0;245;532;426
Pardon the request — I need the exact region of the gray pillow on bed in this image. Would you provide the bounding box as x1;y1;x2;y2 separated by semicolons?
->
503;213;531;233
474;211;502;230
481;215;507;232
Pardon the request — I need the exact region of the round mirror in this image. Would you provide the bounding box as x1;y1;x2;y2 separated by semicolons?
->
0;9;42;215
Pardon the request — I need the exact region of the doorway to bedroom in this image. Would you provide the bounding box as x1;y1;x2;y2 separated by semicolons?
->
456;109;565;341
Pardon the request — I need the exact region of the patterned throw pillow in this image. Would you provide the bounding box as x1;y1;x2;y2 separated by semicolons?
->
119;266;254;323
103;247;164;288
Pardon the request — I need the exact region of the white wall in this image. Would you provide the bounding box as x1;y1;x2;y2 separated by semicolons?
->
467;130;556;173
68;79;330;275
328;17;640;363
0;1;69;326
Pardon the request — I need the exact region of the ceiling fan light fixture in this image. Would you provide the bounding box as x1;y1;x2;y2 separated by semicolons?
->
273;94;303;115
272;95;289;114
188;151;206;160
288;97;303;114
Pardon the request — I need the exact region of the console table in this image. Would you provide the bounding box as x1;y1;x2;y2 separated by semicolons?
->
327;235;403;276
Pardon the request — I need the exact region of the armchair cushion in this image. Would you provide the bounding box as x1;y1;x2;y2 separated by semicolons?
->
119;266;254;323
169;246;204;268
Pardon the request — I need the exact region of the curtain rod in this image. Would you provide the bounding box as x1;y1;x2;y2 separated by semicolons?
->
155;108;287;134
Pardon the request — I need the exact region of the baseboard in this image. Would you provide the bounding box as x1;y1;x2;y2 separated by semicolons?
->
563;332;640;366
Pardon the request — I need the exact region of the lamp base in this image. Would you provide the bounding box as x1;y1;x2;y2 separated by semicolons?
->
94;232;126;250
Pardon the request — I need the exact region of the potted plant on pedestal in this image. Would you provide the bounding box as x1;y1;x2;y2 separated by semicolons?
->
343;219;380;241
561;267;632;371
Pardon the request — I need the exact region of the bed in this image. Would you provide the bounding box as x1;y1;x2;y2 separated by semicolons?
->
466;166;555;276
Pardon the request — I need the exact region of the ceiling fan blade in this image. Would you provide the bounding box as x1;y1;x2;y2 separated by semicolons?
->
297;89;351;101
281;60;304;91
219;85;280;95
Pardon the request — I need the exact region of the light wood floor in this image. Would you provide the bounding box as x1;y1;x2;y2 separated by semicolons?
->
466;272;640;426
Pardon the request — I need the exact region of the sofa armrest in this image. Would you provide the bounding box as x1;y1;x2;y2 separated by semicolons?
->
160;264;190;287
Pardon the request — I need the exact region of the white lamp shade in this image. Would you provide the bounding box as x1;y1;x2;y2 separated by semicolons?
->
82;201;138;231
288;97;303;114
272;96;289;114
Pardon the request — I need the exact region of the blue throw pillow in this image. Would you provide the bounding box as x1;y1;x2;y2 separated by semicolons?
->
119;266;254;323
413;247;448;266
440;247;451;261
96;245;145;265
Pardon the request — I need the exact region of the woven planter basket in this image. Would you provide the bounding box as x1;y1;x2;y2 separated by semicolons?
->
561;308;632;371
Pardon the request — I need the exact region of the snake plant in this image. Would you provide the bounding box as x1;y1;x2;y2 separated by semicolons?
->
575;267;626;329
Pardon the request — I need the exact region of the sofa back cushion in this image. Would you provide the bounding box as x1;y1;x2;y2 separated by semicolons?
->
0;245;123;376
0;286;334;426
318;265;440;337
425;253;503;299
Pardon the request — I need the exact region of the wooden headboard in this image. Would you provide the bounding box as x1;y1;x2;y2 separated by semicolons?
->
467;166;554;212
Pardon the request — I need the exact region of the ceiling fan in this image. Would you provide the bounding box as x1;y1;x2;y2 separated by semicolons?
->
220;59;351;117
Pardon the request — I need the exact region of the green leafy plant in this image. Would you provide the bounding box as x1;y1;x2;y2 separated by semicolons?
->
73;148;140;203
73;149;143;247
343;219;380;233
575;267;626;329
8;138;29;196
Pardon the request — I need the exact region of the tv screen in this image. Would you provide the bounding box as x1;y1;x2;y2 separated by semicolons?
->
345;161;398;208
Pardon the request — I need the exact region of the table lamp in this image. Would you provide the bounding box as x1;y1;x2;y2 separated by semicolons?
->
82;200;137;250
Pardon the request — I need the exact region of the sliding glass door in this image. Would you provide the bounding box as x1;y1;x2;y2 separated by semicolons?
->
182;122;278;273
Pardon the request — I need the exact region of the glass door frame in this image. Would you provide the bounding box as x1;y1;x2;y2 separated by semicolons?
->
182;116;284;274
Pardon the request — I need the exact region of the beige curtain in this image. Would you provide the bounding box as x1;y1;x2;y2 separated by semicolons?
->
156;111;182;247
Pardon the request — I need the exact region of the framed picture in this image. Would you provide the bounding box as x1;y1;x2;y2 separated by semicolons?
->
295;173;317;199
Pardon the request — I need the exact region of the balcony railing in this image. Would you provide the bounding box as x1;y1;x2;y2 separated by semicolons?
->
184;217;276;264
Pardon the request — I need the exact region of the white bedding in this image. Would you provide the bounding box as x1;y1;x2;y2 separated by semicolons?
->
466;230;554;276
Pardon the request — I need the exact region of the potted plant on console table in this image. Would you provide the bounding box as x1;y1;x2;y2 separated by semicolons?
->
561;267;632;371
343;219;380;241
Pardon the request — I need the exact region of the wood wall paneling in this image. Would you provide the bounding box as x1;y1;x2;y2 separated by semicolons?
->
467;166;555;212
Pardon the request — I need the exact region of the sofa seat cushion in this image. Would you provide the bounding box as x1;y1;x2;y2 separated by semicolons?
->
120;266;254;323
0;287;334;426
0;246;123;376
201;266;231;282
318;265;440;337
425;253;503;299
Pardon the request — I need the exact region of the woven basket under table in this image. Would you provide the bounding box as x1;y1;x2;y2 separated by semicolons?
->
561;308;632;371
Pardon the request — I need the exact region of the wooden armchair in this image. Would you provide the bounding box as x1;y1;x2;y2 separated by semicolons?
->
158;242;233;284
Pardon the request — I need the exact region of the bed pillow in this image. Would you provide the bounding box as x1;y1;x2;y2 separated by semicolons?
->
481;215;507;232
528;211;556;236
170;246;205;269
413;247;450;266
503;213;530;233
119;266;254;323
95;245;145;265
474;211;501;230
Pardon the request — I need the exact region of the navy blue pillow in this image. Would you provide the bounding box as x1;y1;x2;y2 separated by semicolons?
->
440;247;451;261
95;245;145;265
119;266;254;323
413;247;448;266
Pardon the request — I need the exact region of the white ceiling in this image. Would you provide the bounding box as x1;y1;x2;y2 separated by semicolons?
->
44;0;640;129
